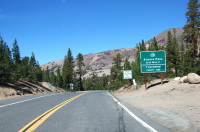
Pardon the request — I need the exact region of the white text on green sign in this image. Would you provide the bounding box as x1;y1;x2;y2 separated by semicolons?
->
140;51;166;73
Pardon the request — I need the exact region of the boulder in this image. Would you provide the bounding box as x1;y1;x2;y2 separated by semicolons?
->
179;76;188;83
174;77;180;81
187;73;200;84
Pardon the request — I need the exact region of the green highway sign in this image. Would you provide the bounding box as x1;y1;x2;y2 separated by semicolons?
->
140;51;166;73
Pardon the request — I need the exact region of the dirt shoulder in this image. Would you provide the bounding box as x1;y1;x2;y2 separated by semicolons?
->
115;79;200;132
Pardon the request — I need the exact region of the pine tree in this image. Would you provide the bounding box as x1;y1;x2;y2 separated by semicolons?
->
133;41;147;84
4;44;12;82
166;31;173;68
165;29;180;77
140;39;146;51
76;53;84;91
110;53;122;90
113;53;122;71
148;37;159;51
172;29;180;76
28;52;36;82
124;58;131;70
43;67;50;82
91;71;97;90
50;72;57;86
62;48;74;90
183;0;200;68
21;56;30;80
0;37;12;83
56;68;63;88
102;73;108;89
12;39;21;82
180;42;184;75
35;61;43;83
12;39;21;64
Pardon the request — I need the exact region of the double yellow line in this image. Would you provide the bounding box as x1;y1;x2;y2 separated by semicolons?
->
18;93;86;132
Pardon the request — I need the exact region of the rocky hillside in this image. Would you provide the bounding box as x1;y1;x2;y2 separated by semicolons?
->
147;28;184;47
40;48;137;78
40;28;184;78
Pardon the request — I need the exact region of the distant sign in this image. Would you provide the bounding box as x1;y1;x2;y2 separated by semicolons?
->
140;51;166;73
70;83;73;90
123;70;132;79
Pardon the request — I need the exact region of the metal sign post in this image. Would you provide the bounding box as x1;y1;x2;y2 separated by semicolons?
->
144;73;147;90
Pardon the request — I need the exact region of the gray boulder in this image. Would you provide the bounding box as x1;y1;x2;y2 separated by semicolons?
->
174;77;180;81
179;76;188;83
187;73;200;84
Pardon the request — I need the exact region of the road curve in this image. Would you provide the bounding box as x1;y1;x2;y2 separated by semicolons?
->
0;91;170;132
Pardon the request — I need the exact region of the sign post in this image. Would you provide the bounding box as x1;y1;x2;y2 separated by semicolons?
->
143;73;147;90
140;51;166;89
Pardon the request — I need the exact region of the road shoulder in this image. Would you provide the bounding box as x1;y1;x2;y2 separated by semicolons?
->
114;80;200;132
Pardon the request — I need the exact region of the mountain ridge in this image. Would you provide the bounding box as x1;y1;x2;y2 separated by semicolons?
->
40;28;184;78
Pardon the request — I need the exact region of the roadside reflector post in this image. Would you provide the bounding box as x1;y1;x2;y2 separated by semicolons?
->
133;79;137;89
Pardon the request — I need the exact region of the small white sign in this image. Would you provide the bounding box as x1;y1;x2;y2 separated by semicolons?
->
123;70;132;79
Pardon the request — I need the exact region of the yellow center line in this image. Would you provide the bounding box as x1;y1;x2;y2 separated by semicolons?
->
18;93;87;132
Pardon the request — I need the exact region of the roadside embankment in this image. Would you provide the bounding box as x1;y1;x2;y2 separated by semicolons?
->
0;81;66;100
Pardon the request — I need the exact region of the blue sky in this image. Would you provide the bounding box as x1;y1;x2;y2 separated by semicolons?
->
0;0;189;64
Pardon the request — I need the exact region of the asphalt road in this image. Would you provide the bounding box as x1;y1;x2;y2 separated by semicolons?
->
0;91;170;132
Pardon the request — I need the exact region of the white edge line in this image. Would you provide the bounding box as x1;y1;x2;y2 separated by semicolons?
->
107;92;158;132
0;94;59;108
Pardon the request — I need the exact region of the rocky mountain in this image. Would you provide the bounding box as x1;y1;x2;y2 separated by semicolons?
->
147;28;184;47
40;28;184;78
40;48;137;78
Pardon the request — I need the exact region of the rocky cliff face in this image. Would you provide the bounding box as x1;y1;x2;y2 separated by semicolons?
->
40;28;184;78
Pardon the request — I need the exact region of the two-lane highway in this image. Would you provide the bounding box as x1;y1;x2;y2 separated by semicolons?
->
0;91;170;132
